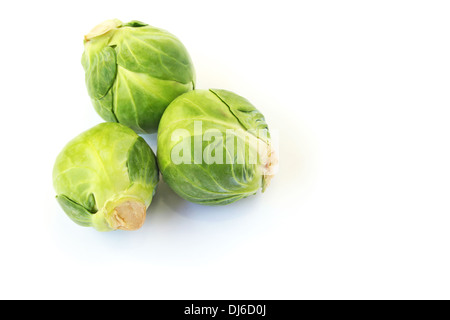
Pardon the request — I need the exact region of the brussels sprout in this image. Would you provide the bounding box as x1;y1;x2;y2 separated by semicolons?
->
53;123;159;231
157;89;277;205
82;19;195;133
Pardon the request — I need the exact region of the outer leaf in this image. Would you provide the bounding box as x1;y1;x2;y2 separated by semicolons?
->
113;66;193;133
122;20;148;28
56;195;93;227
84;46;117;100
91;90;118;122
209;89;270;139
127;136;159;186
114;26;194;84
160;135;260;205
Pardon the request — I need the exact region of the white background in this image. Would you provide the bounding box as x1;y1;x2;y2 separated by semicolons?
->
1;0;449;300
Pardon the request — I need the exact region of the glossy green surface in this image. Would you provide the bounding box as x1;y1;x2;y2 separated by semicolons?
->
157;89;272;205
53;123;159;231
82;19;195;133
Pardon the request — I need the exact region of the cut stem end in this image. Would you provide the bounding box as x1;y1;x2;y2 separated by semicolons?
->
262;145;278;192
84;19;122;42
109;200;146;231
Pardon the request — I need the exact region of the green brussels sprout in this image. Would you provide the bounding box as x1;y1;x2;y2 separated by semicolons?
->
82;19;195;133
157;89;277;205
53;123;159;231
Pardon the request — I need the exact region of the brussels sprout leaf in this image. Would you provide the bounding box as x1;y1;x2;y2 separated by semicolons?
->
83;46;117;100
209;89;270;139
56;195;94;227
122;20;148;28
91;90;118;123
127;137;158;185
115;27;194;83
